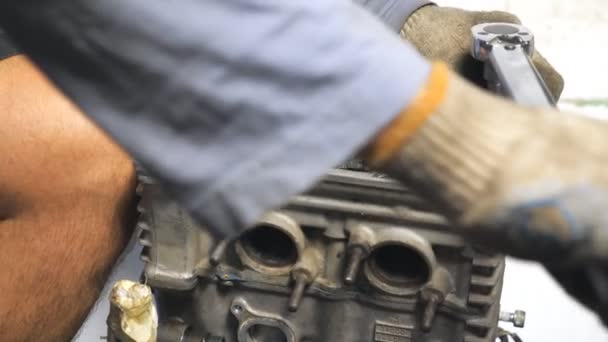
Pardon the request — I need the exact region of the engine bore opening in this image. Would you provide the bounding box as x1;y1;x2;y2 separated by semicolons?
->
247;324;288;342
369;243;431;287
241;225;298;267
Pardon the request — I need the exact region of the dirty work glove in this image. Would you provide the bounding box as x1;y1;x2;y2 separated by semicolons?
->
361;63;608;323
401;5;564;100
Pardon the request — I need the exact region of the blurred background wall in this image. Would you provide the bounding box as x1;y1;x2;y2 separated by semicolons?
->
74;0;608;340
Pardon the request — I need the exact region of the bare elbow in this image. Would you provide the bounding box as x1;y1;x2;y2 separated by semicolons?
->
0;55;137;341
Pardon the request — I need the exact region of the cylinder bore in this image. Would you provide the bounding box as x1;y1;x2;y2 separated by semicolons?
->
236;212;305;275
368;243;431;288
363;228;436;296
240;225;298;267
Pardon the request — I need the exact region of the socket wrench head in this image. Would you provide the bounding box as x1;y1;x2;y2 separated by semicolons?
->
471;22;535;61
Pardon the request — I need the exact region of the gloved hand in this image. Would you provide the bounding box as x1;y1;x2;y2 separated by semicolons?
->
401;5;564;100
362;63;608;323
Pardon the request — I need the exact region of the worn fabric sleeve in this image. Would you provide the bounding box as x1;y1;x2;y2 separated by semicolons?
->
354;0;432;31
0;0;431;238
0;29;20;60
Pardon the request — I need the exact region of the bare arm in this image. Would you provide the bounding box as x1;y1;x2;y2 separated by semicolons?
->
0;55;136;341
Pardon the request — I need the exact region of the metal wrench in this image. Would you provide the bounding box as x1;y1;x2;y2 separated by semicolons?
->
471;23;555;107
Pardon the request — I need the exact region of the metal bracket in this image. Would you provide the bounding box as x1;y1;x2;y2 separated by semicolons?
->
230;297;297;342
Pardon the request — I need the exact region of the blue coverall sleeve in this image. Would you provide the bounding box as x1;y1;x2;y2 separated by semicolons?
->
353;0;432;31
0;30;19;60
0;0;431;237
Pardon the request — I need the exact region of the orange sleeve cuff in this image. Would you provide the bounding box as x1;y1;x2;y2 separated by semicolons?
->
363;62;450;166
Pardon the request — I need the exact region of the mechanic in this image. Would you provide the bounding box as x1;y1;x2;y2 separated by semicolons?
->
0;0;604;340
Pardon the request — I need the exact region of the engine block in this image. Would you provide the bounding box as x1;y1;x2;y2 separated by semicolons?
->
134;168;507;342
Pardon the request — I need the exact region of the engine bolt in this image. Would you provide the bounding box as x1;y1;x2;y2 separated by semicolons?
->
344;246;364;285
210;240;229;266
422;293;441;332
288;273;308;312
499;310;526;328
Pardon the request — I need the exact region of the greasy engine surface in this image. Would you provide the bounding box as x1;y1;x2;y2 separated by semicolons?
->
136;167;506;342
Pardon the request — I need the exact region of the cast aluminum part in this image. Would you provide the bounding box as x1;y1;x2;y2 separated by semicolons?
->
471;22;555;107
129;168;510;342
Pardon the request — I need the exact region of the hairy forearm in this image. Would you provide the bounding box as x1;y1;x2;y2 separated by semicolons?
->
0;183;136;341
0;55;137;341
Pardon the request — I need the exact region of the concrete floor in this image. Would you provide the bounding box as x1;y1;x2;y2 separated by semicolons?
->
74;0;608;341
